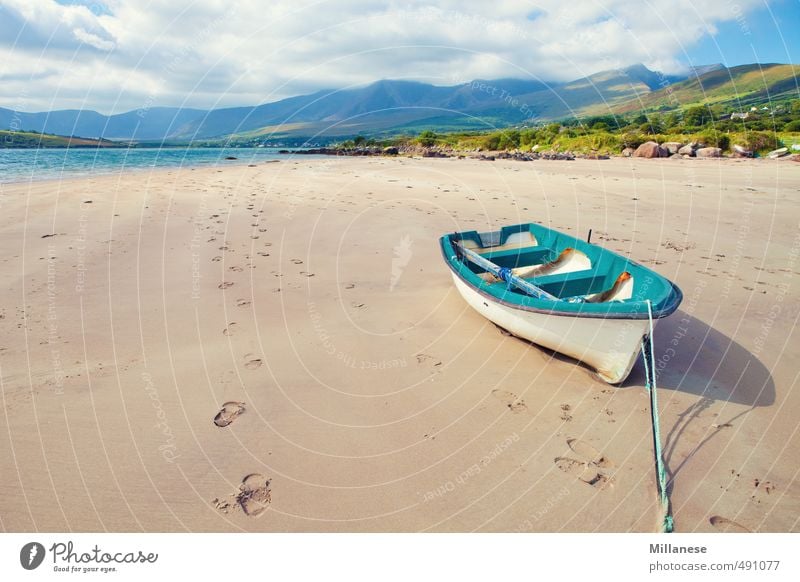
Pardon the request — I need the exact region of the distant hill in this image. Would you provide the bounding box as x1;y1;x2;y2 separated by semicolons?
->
612;63;798;113
181;65;691;139
1;63;797;143
0;129;127;148
0;107;206;141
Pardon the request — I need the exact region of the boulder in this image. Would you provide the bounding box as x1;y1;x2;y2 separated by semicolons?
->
696;147;722;158
621;147;634;157
677;144;695;156
633;141;668;158
767;147;789;159
732;144;753;158
422;149;449;158
661;142;683;155
382;146;399;155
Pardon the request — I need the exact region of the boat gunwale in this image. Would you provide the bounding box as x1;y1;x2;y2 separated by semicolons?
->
440;225;683;320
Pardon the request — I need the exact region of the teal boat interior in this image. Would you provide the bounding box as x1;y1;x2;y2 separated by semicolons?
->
441;223;683;319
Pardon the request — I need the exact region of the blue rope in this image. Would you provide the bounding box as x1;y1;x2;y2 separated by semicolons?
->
642;299;674;533
497;267;514;290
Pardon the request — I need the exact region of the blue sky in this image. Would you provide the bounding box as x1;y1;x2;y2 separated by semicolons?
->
683;0;799;67
2;0;798;112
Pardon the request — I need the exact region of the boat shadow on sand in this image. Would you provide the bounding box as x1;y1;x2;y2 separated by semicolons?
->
623;310;775;485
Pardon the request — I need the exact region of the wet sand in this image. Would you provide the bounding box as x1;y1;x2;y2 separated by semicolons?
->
0;155;798;532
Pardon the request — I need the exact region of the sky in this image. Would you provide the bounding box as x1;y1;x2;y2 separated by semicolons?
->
0;0;797;113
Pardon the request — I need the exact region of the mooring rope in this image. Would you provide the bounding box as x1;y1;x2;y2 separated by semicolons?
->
641;299;674;533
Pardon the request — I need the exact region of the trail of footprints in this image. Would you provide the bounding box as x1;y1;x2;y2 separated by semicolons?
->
201;200;280;518
554;438;615;490
211;387;270;518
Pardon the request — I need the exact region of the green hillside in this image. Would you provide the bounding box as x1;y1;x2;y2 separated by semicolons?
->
614;63;798;113
0;130;127;148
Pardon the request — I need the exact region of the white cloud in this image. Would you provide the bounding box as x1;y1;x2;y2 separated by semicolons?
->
72;27;115;50
0;0;769;113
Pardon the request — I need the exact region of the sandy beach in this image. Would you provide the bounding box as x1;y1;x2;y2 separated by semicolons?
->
0;155;798;533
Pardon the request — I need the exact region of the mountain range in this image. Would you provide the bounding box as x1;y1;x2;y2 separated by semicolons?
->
1;63;796;143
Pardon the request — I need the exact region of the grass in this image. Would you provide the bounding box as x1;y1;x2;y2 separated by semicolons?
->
379;125;797;157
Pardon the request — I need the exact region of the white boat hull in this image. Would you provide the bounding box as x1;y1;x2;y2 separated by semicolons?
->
452;274;650;383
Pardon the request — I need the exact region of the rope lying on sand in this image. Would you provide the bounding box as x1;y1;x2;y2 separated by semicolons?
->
641;299;674;533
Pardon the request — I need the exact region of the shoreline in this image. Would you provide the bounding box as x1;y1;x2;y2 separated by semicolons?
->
1;147;796;187
0;150;335;187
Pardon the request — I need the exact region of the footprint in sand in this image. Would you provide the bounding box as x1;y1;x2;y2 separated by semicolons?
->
211;256;222;262
567;438;614;468
218;281;234;289
491;389;527;413
290;258;303;264
300;271;315;277
213;401;246;427
236;474;272;517
222;323;237;336
236;298;251;307
709;515;751;532
213;473;272;517
228;265;244;272
554;438;615;489
554;457;613;489
244;357;263;370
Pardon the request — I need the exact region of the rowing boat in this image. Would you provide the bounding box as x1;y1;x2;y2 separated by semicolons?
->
439;223;683;383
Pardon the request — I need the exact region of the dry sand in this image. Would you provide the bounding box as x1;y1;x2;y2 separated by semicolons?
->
0;156;798;532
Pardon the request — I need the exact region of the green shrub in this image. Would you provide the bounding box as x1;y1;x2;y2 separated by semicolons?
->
483;134;501;150
620;132;647;149
497;129;520;150
418;130;437;147
684;105;712;126
590;132;621;151
696;131;730;151
736;131;783;153
784;120;800;132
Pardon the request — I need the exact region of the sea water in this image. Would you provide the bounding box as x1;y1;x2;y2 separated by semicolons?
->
0;147;313;183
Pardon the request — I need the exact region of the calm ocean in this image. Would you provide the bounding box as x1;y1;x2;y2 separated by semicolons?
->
0;147;313;184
